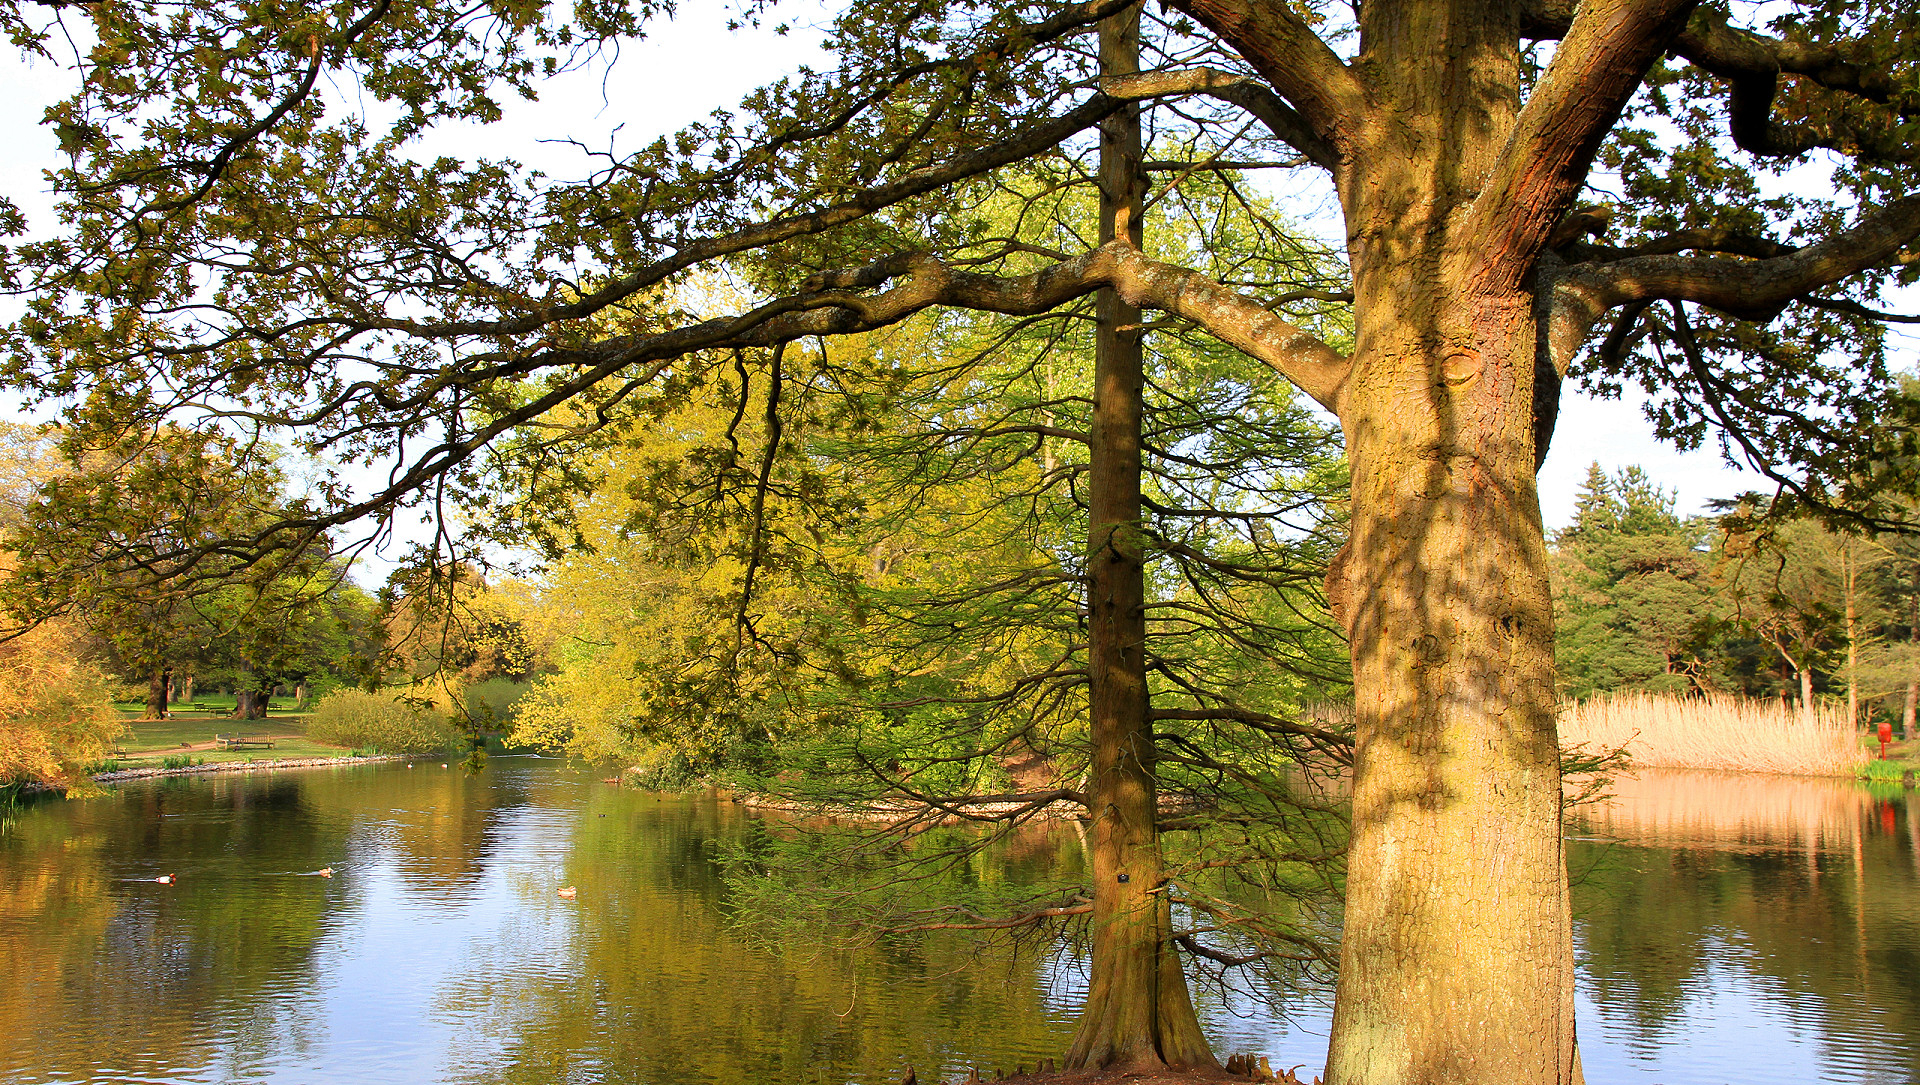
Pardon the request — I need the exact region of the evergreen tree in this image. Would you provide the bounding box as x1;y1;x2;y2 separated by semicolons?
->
1552;464;1717;697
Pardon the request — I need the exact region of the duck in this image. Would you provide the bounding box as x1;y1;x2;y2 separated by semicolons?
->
317;867;334;878
556;886;577;900
155;874;176;885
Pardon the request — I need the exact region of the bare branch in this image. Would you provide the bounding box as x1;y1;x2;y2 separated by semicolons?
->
1104;67;1336;170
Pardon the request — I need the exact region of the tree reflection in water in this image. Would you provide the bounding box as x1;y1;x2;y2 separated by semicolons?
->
5;761;1920;1085
1570;768;1920;1084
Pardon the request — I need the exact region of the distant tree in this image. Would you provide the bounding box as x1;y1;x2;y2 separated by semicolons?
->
0;428;327;719
1552;464;1718;697
199;569;379;717
1717;516;1854;717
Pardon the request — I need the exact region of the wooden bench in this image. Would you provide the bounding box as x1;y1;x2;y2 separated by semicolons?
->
215;735;276;751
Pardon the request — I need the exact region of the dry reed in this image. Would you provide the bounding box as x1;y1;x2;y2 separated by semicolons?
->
1559;691;1864;777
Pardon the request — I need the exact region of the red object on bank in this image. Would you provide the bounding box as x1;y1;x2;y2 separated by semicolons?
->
1879;719;1893;759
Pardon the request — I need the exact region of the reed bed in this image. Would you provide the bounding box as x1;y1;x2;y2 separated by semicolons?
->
1559;692;1864;777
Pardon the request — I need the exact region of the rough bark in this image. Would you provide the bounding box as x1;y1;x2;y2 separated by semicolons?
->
1319;5;1576;1082
145;668;170;721
1329;297;1571;1085
1063;7;1214;1072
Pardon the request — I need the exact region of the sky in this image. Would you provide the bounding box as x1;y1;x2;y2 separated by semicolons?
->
0;0;1869;566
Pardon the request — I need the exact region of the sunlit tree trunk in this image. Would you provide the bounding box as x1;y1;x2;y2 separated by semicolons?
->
1322;9;1575;1080
1329;297;1572;1085
146;668;170;721
1063;5;1213;1071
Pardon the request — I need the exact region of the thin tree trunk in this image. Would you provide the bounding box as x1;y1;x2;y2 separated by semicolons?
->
1907;589;1919;742
1801;667;1816;721
1845;545;1858;728
1063;6;1212;1071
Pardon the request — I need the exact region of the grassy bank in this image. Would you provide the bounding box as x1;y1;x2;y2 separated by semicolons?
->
96;708;353;771
1560;692;1865;777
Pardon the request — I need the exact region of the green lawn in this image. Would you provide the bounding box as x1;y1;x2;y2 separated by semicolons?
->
105;702;354;767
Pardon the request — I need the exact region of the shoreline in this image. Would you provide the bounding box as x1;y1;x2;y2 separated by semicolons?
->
92;754;405;785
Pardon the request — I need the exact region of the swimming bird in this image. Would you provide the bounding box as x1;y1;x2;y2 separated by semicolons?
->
317;867;334;878
557;886;577;900
155;874;176;885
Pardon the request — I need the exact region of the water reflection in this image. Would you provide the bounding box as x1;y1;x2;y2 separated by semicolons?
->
1570;769;1920;1084
6;760;1920;1084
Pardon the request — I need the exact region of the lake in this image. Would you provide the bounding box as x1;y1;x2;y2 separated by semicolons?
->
1;758;1915;1084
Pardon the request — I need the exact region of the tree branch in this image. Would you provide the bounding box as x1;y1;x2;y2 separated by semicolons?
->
1467;0;1700;293
1103;67;1337;172
1159;0;1366;164
1560;194;1920;321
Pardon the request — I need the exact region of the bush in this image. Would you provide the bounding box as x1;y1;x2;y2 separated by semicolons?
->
463;677;531;729
309;689;458;754
0;617;125;788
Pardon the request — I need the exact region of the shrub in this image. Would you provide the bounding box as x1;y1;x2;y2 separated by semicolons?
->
463;677;531;729
0;617;125;788
308;689;458;754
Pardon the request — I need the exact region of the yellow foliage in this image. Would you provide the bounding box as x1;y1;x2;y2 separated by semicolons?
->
0;617;124;787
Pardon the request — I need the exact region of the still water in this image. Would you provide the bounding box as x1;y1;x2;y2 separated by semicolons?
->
1;758;1915;1084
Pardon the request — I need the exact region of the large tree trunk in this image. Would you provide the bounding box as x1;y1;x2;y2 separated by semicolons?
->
1326;13;1575;1060
233;684;271;719
145;668;170;721
1063;6;1213;1072
1328;294;1573;1085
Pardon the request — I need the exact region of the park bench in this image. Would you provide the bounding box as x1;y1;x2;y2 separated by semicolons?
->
214;734;276;751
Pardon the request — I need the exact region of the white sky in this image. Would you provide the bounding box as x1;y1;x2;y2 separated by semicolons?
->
0;1;1887;561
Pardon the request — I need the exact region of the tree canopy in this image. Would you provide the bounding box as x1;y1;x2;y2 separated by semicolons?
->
4;0;1919;1081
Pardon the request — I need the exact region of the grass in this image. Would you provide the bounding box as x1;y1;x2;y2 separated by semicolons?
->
1856;758;1914;783
1559;692;1865;777
111;692;307;720
105;710;356;768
